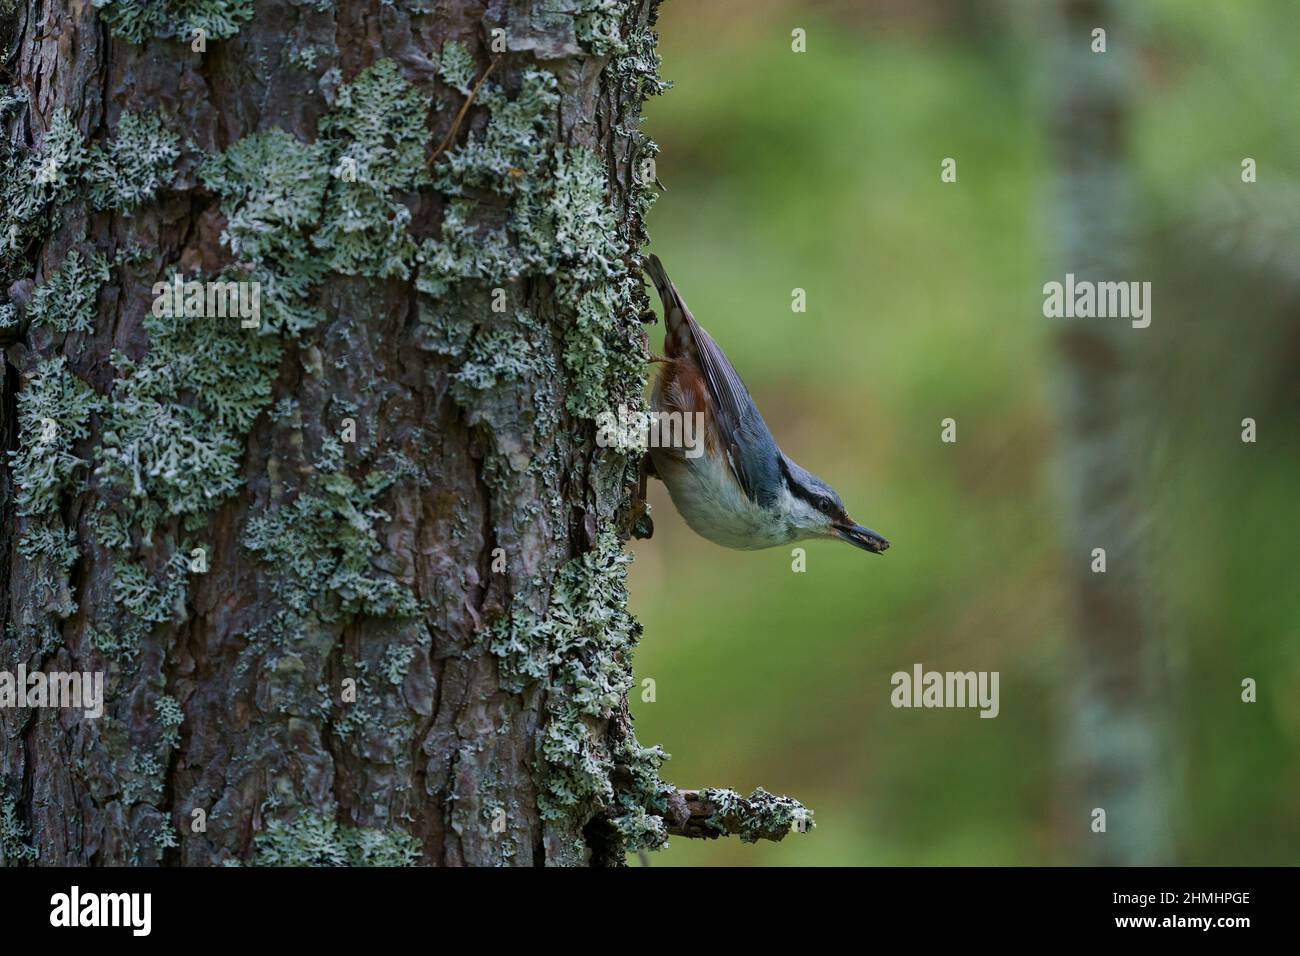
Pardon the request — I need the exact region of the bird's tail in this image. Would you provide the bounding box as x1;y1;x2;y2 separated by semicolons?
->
644;254;692;357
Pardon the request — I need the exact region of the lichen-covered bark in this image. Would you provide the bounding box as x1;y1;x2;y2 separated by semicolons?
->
1;0;670;866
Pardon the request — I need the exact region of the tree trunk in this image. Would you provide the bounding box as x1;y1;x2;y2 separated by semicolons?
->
1;0;678;867
1046;0;1172;864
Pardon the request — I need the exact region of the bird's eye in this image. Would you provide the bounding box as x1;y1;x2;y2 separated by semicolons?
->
817;496;834;513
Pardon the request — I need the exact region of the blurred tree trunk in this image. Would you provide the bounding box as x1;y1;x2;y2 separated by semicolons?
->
1046;0;1172;864
1;0;667;867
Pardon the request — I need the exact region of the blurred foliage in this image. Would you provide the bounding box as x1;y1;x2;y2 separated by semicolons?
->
627;0;1300;865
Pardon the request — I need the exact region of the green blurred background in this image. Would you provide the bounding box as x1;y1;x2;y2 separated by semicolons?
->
627;0;1300;865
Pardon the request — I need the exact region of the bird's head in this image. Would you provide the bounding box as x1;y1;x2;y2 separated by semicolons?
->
777;454;890;554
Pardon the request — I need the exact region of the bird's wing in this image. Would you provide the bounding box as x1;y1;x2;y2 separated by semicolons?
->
645;255;781;507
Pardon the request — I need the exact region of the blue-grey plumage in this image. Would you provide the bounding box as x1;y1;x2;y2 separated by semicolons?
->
644;254;890;554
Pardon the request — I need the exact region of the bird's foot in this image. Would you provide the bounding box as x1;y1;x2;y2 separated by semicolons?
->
631;453;656;539
632;502;654;540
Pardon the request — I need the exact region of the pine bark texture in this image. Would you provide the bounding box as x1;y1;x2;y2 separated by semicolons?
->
1;0;672;866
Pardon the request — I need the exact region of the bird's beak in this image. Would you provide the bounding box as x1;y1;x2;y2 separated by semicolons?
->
834;522;890;554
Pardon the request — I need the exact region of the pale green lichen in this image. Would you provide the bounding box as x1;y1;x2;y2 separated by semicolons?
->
1;106;180;281
16;521;79;570
413;201;522;298
91;0;253;43
328;658;380;739
199;130;328;265
577;0;629;57
87;623;140;662
198;129;329;334
249;810;420;867
314;59;430;278
550;147;643;418
699;787;815;843
27;248;111;334
85;112;181;211
606;735;673;850
419;57;652;423
156;696;184;749
154;822;180;850
0;789;38;864
17;518;80;619
110;553;190;625
243;442;419;621
490;532;646;826
191;72;433;726
93;302;281;541
287;46;322;72
98;390;242;530
380;645;416;686
8;357;100;518
432;70;560;199
87;504;134;551
202;61;431;294
448;321;553;405
434;40;477;94
121;751;165;804
0;108;88;273
550;147;626;294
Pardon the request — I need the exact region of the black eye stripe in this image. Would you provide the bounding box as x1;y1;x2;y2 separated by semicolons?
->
784;469;828;510
779;456;839;514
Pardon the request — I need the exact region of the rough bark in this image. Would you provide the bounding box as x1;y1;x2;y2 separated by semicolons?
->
0;0;681;867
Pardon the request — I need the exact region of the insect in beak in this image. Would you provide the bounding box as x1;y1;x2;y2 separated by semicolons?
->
834;522;891;554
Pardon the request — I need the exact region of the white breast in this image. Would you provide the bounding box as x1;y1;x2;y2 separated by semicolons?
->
650;363;794;550
649;445;793;550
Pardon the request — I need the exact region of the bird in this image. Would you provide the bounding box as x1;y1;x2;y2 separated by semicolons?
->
641;254;890;554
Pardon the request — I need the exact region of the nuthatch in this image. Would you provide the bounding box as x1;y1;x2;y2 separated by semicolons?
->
642;255;890;554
